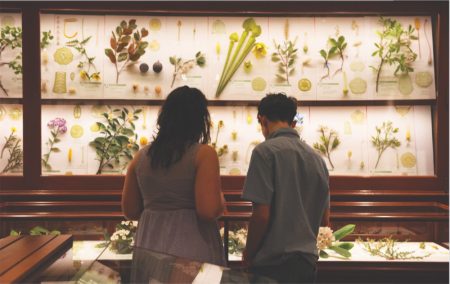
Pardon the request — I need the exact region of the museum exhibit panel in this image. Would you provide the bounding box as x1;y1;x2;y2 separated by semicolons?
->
0;1;448;283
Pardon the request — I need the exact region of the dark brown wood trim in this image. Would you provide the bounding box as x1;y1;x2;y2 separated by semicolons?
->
40;98;437;107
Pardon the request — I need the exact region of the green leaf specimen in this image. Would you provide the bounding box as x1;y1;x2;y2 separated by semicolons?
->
105;19;149;84
216;18;262;97
40;30;53;49
0;25;22;96
271;37;298;84
89;107;141;174
371;121;401;169
313;126;340;170
371;17;418;93
319;35;347;80
169;51;206;88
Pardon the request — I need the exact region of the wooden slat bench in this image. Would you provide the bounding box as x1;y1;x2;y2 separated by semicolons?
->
0;234;72;283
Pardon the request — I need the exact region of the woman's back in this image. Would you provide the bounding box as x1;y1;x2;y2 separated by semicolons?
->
133;143;225;265
136;144;198;211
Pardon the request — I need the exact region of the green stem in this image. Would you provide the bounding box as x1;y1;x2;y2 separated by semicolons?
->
216;41;235;97
217;38;256;96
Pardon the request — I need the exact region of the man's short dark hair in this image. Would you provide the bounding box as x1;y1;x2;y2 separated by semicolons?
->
257;93;297;124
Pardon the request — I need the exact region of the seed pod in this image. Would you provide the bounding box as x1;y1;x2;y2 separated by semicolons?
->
153;61;163;73
139;63;149;73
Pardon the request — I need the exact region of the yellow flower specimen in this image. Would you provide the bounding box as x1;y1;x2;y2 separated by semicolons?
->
80;70;88;80
139;136;148;146
252;42;267;59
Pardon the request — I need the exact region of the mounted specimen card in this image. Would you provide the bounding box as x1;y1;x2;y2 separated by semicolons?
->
165;17;208;92
40;14;105;99
267;17;317;101
309;106;369;174
366;16;435;100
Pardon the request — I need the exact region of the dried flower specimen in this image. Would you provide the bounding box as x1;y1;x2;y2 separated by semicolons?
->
67;36;100;81
357;237;431;260
169;51;205;88
42;118;67;171
313;126;340;170
1;127;23;173
371;121;401;169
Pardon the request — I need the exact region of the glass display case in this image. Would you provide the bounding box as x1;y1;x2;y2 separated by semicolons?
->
0;1;448;273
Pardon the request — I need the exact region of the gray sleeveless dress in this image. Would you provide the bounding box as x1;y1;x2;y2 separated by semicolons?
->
134;143;225;266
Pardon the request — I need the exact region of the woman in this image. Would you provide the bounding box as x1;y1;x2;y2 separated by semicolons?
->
122;86;225;265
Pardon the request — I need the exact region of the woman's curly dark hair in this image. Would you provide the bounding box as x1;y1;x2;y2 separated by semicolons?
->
148;86;211;169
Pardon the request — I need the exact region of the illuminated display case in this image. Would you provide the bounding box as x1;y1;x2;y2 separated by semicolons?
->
0;2;448;273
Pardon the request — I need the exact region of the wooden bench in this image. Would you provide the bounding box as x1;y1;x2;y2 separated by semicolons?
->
0;235;72;283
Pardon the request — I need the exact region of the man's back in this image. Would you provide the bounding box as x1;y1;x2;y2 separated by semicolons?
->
243;127;329;267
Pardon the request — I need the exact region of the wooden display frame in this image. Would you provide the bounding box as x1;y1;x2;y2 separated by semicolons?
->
0;2;448;241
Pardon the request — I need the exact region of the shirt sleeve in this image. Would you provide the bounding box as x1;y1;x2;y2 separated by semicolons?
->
242;147;274;205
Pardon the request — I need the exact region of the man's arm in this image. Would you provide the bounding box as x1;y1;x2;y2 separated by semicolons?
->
243;203;271;266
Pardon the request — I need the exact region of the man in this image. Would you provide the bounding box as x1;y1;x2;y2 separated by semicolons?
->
242;93;330;283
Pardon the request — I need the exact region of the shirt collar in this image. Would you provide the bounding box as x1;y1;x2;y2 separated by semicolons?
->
268;127;300;139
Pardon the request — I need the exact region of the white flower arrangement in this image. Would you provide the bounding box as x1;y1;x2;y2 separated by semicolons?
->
107;221;138;254
318;224;356;259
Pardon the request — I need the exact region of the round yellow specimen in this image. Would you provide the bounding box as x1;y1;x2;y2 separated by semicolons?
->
90;123;100;132
212;20;226;34
251;77;266;92
149;18;161;31
400;152;417;168
149;40;160;52
350;61;365;72
9;107;22;120
350;109;365;124
415;71;433;88
53;47;74;65
298;78;312;92
395;106;411;117
349;77;367;95
70;124;84;138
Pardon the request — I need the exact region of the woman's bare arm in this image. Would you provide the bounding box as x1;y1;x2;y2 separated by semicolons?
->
194;144;225;221
122;152;144;220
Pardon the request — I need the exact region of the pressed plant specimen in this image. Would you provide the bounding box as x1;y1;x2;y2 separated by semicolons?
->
105;19;148;84
1;127;23;174
169;51;206;88
319;39;337;81
371;121;401;169
216;18;262;97
370;17;417;93
329;36;347;77
40;30;53;49
319;35;347;81
271;37;298;84
357;237;431;260
42;118;67;171
211;120;228;157
0;25;22;96
90;107;141;174
313;126;340;170
66;35;100;81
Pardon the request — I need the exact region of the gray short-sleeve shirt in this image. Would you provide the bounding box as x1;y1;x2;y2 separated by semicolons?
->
243;127;329;267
